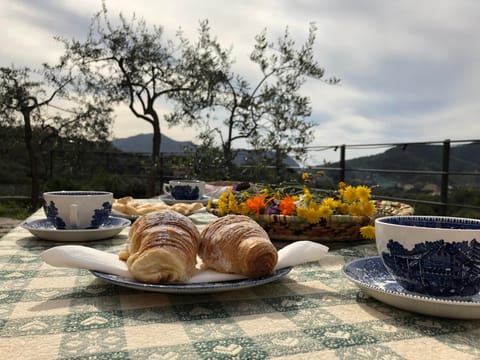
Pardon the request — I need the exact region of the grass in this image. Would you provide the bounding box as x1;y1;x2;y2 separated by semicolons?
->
0;200;35;220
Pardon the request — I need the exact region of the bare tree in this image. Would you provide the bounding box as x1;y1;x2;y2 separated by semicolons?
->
0;64;113;208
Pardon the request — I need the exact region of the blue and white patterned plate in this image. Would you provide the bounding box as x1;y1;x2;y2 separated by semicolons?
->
91;266;292;294
159;194;211;205
21;217;130;242
343;256;480;319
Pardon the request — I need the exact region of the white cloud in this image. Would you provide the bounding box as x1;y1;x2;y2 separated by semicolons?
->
1;0;479;163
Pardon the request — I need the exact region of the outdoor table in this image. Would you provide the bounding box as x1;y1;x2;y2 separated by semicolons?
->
1;209;480;359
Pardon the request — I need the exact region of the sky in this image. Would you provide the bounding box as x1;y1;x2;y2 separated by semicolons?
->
1;0;479;165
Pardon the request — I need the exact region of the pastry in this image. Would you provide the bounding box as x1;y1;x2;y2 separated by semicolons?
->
199;214;278;277
113;197;204;216
120;210;200;283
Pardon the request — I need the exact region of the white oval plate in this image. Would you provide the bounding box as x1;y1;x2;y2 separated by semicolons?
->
343;256;480;319
21;217;130;242
91;267;292;294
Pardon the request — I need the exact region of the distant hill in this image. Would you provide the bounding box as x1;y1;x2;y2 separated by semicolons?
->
112;133;195;153
325;143;480;187
112;133;299;166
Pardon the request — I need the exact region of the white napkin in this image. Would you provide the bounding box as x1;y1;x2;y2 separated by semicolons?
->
41;245;132;279
40;241;328;284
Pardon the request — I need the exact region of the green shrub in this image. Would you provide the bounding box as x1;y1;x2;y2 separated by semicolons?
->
0;200;33;219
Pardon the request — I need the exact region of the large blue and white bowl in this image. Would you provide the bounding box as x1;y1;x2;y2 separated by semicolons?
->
375;216;480;298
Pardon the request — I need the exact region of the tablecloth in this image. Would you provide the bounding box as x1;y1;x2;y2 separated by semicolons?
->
1;210;480;359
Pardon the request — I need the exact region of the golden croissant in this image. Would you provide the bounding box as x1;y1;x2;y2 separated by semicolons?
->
199;214;278;277
119;210;200;283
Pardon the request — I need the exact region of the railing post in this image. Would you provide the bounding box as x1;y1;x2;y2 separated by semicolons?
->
340;144;346;182
440;139;450;215
159;152;164;191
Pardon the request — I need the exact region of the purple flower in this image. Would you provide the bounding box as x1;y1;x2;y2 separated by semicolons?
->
265;205;280;215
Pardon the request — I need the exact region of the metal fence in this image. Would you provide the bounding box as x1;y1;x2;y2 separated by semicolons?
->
306;139;480;215
44;139;480;216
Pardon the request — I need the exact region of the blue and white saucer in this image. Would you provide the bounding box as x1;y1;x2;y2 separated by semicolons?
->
91;266;292;294
21;217;131;242
343;256;480;319
159;194;211;205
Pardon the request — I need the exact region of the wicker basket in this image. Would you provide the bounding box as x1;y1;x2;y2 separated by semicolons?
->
209;200;414;242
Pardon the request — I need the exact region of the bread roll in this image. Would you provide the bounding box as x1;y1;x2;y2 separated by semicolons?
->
199;215;278;277
120;210;200;283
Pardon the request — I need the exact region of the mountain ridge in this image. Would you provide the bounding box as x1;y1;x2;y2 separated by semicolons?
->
112;134;479;185
326;143;480;187
112;133;195;153
112;133;300;166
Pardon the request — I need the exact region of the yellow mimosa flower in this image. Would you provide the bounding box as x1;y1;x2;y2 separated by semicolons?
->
347;203;363;216
359;200;376;216
238;203;250;215
355;185;372;202
317;205;333;219
322;197;340;210
303;186;313;204
304;206;323;224
342;185;358;203
217;192;229;215
360;225;375;239
336;202;350;215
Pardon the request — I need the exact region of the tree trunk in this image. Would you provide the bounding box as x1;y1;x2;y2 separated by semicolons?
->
23;110;40;209
148;120;162;197
274;148;285;181
222;141;233;179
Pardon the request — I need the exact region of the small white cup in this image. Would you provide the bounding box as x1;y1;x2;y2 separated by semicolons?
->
162;180;205;200
43;191;113;229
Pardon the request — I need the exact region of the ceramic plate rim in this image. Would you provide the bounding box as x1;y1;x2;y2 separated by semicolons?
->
342;256;480;319
342;256;480;306
159;194;211;205
91;266;292;294
21;216;130;241
110;210;139;222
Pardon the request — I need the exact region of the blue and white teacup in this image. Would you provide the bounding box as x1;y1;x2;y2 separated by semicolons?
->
43;191;113;229
376;215;480;298
163;180;205;201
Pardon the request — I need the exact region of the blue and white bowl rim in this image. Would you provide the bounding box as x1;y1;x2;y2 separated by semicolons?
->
376;215;480;230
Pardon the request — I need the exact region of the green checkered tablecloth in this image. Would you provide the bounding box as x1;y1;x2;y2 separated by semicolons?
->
2;210;480;359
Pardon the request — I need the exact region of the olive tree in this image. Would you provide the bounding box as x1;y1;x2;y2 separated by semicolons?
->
59;4;225;195
0;64;113;208
169;23;339;179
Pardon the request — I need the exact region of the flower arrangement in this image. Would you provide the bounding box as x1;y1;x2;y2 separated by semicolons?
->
209;173;378;240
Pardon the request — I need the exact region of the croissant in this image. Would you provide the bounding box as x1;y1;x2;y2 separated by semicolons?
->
119;210;200;283
199;214;278;277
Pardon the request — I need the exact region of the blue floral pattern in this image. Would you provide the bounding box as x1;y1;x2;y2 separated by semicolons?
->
43;200;66;229
43;199;111;229
382;238;480;297
91;202;112;228
171;185;200;200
